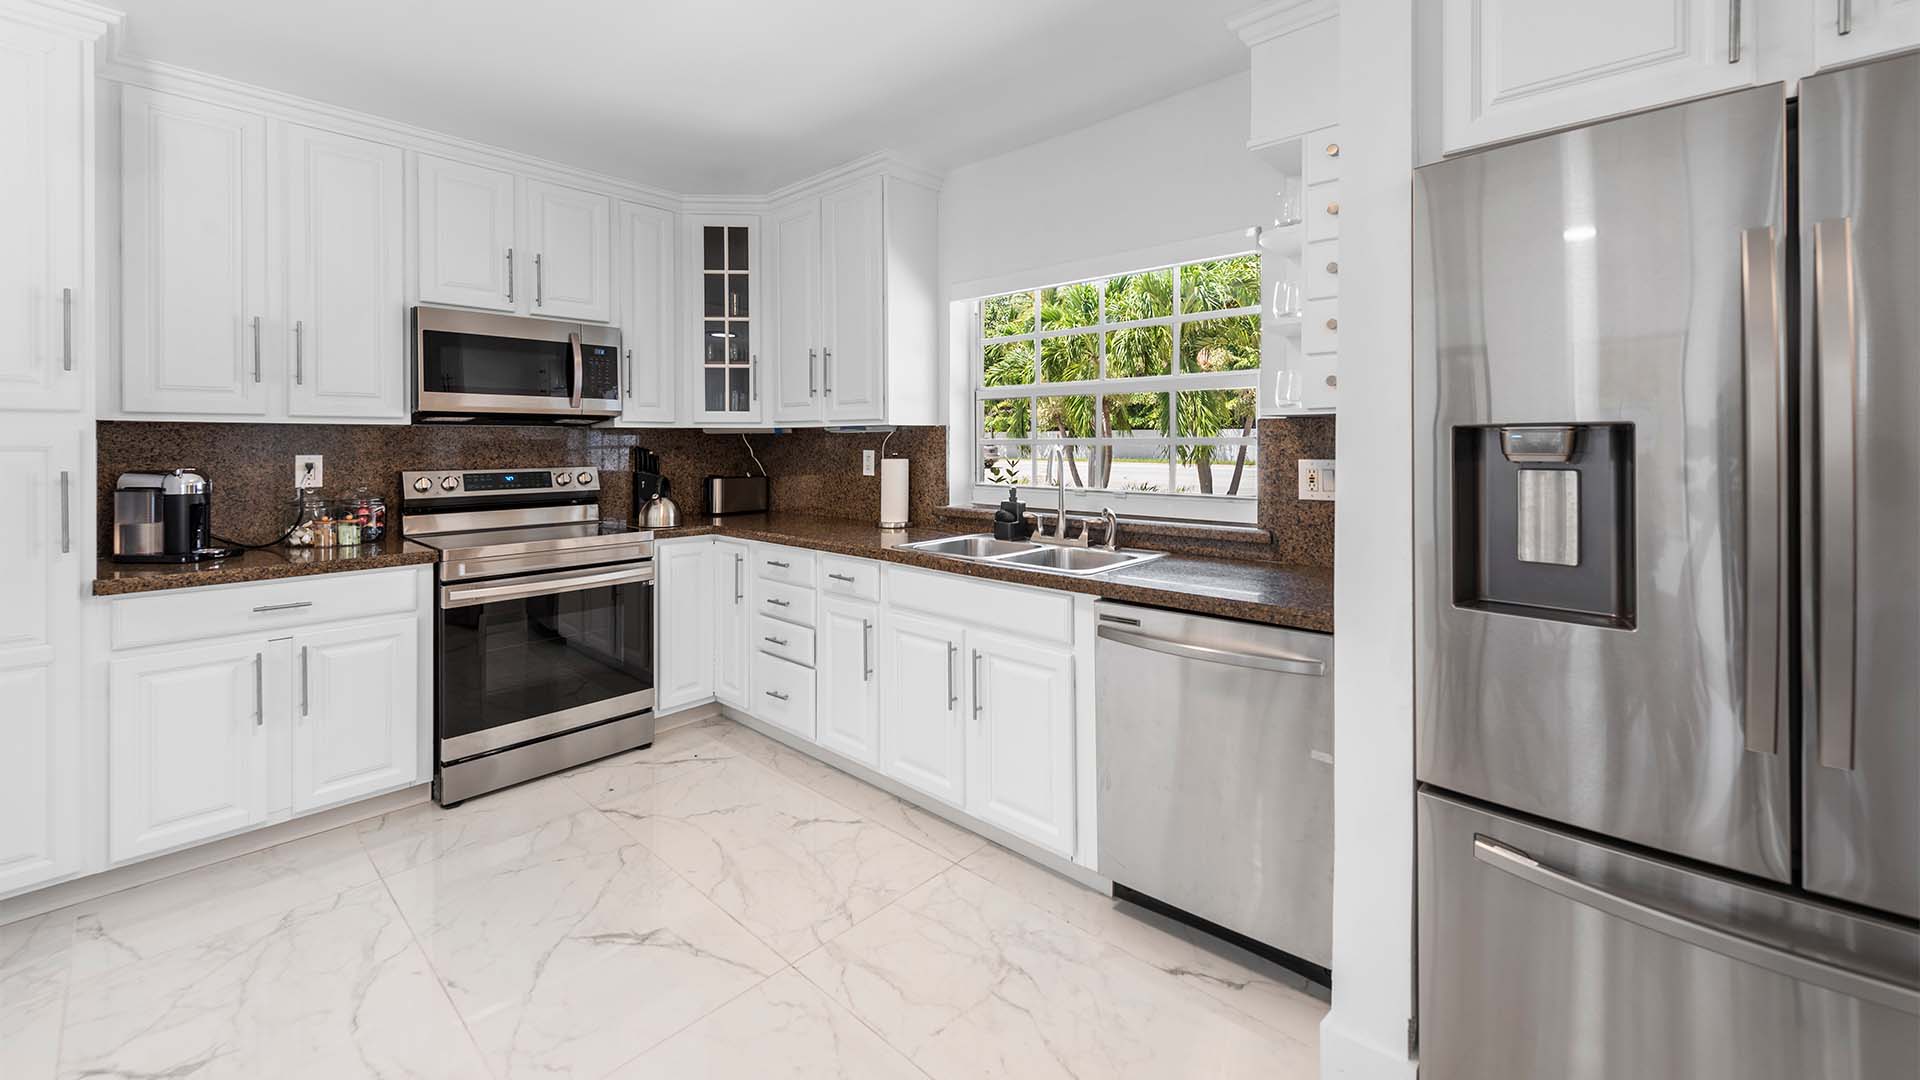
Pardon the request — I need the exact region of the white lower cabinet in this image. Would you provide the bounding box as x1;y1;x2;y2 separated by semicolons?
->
752;649;817;740
290;617;418;813
815;595;879;765
655;538;715;711
713;539;752;709
108;639;272;861
966;631;1076;857
877;611;967;808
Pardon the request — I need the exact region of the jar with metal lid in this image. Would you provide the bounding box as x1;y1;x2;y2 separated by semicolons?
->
342;486;387;541
287;490;330;547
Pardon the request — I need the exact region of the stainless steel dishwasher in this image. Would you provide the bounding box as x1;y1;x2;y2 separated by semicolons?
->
1094;599;1333;977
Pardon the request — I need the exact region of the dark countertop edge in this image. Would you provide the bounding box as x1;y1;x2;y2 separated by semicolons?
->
92;547;440;597
656;516;1332;634
935;504;1276;547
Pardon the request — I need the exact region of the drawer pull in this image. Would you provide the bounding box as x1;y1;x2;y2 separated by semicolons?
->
766;597;791;607
252;601;314;613
763;635;789;647
826;572;856;584
763;689;790;702
766;559;791;569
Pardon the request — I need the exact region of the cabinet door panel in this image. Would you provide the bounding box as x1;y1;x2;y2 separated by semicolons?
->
771;201;821;421
416;154;515;312
291;617;418;812
967;630;1074;856
282;125;405;418
0;20;83;411
816;597;879;765
526;179;611;322
713;540;751;708
1814;0;1920;69
656;540;714;710
1440;0;1752;155
879;612;965;806
120;87;268;415
618;201;676;422
822;177;885;422
109;640;270;861
0;664;62;894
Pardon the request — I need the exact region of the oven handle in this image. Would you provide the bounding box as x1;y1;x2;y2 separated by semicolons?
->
441;563;654;609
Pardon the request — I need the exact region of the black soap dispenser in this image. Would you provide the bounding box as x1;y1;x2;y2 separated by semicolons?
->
993;487;1034;541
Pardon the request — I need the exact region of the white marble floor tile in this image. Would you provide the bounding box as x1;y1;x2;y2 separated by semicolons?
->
795;866;1319;1080
0;908;74;1011
0;989;64;1080
560;727;742;808
600;752;952;962
58;881;487;1080
959;844;1328;1042
67;827;380;984
356;770;598;877
606;968;927;1080
384;826;784;1080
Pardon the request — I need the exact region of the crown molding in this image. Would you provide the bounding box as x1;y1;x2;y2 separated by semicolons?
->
1226;0;1337;47
0;0;121;37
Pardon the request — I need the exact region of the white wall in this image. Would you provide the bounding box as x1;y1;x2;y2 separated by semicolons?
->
1320;1;1419;1079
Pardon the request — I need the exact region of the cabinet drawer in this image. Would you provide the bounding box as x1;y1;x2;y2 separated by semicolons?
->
755;613;815;667
1306;240;1340;300
1307;132;1342;185
1304;298;1339;354
753;650;816;740
885;566;1073;645
818;555;879;601
110;567;421;651
1307;182;1341;242
755;545;815;586
757;577;816;627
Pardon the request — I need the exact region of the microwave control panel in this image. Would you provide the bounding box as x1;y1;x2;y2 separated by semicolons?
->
582;344;620;400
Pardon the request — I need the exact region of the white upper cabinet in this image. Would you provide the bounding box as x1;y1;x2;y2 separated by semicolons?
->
1438;0;1754;154
1813;0;1920;67
688;216;762;424
416;154;517;313
290;617;419;813
524;179;612;322
0;17;84;411
120;86;270;415
616;200;677;423
821;175;885;423
770;200;822;422
279;124;405;418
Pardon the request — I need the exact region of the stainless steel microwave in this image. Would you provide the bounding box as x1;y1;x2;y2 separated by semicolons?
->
413;306;621;423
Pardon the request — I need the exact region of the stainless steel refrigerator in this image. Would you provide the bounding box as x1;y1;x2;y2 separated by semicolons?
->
1412;53;1918;1080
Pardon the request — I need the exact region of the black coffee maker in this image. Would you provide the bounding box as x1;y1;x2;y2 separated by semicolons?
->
112;470;238;563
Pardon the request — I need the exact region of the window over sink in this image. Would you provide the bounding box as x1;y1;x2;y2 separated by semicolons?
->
968;252;1261;524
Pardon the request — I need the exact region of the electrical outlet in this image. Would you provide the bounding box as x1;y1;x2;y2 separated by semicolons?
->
1299;459;1336;501
295;455;324;490
861;449;876;476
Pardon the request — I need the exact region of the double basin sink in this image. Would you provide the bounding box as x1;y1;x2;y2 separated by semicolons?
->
901;534;1166;577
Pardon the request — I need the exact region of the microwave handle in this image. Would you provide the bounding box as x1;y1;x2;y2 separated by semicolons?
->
569;331;583;408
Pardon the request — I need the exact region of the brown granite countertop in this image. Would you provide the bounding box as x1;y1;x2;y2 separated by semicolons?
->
656;513;1333;633
93;539;438;596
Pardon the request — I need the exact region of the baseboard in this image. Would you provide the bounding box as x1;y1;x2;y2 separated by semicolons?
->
0;784;430;927
1318;1014;1419;1080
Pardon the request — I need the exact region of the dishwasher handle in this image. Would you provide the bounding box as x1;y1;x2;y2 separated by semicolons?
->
1096;624;1325;677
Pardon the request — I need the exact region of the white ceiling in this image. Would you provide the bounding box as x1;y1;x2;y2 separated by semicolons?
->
106;0;1253;194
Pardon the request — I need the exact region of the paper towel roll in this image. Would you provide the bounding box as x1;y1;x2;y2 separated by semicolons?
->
879;458;909;528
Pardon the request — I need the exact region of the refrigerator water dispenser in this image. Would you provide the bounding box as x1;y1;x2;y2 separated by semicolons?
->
1451;423;1634;628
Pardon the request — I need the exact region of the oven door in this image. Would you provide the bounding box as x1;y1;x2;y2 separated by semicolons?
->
436;561;655;762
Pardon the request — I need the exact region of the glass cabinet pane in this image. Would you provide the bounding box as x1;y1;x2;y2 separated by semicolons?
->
726;275;749;318
704;275;724;318
727;227;748;271
727;323;749;364
703;227;725;271
704;320;728;364
705;368;727;412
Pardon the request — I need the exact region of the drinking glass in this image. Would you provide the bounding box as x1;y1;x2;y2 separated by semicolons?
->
1272;278;1302;318
1274;369;1304;410
1277;175;1304;227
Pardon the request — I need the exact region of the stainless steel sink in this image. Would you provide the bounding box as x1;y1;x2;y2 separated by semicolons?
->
901;533;1164;577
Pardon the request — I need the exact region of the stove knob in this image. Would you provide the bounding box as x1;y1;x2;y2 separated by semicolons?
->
440;475;459;491
555;472;572;486
412;477;432;493
577;470;593;486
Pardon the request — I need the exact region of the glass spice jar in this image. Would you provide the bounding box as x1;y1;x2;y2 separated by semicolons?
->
342;486;387;542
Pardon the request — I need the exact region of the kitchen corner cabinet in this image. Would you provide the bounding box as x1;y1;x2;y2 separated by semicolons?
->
686;216;762;423
712;539;752;709
764;174;939;426
523;179;612;322
289;617;419;812
815;595;880;766
0;14;86;412
416;154;516;312
616;201;677;423
655;538;716;711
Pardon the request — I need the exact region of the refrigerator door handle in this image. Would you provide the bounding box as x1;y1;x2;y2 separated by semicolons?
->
1812;218;1858;770
1472;835;1920;1015
1739;226;1786;754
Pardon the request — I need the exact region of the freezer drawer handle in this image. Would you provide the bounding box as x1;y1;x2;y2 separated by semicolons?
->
1812;218;1858;771
1096;625;1325;677
1472;835;1919;1016
1738;226;1785;755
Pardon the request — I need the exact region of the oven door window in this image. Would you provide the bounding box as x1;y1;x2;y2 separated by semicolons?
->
439;575;654;753
421;330;572;399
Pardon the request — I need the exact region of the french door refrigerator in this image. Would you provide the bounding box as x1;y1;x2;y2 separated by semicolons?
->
1413;52;1918;1080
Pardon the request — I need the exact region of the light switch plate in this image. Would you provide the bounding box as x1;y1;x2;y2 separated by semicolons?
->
861;449;876;476
295;455;324;490
1299;459;1335;501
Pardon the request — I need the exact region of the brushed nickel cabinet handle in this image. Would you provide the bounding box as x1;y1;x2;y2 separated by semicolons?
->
300;645;310;718
534;252;543;307
763;635;788;647
751;355;759;403
251;316;262;382
766;597;791;608
809;348;817;396
1839;0;1853;34
823;347;833;394
734;553;743;603
253;652;264;727
862;619;873;681
625;347;633;398
252;601;314;613
827;572;855;583
294;320;304;385
505;247;514;302
59;470;70;553
61;288;72;371
766;559;791;568
971;650;983;719
946;642;957;708
764;689;789;702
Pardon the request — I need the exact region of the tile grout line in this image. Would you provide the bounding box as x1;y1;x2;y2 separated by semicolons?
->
590;963;792;1079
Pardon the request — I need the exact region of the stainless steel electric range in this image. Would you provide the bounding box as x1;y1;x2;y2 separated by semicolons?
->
401;466;655;806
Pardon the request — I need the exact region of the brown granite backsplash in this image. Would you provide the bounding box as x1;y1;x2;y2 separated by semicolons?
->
95;422;949;549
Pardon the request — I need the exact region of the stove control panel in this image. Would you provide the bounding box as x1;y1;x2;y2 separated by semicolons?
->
400;467;600;501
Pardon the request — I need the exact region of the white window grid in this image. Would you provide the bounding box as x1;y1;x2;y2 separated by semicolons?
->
970;258;1261;522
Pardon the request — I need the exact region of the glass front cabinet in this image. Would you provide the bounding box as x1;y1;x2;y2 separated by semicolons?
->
688;215;761;422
